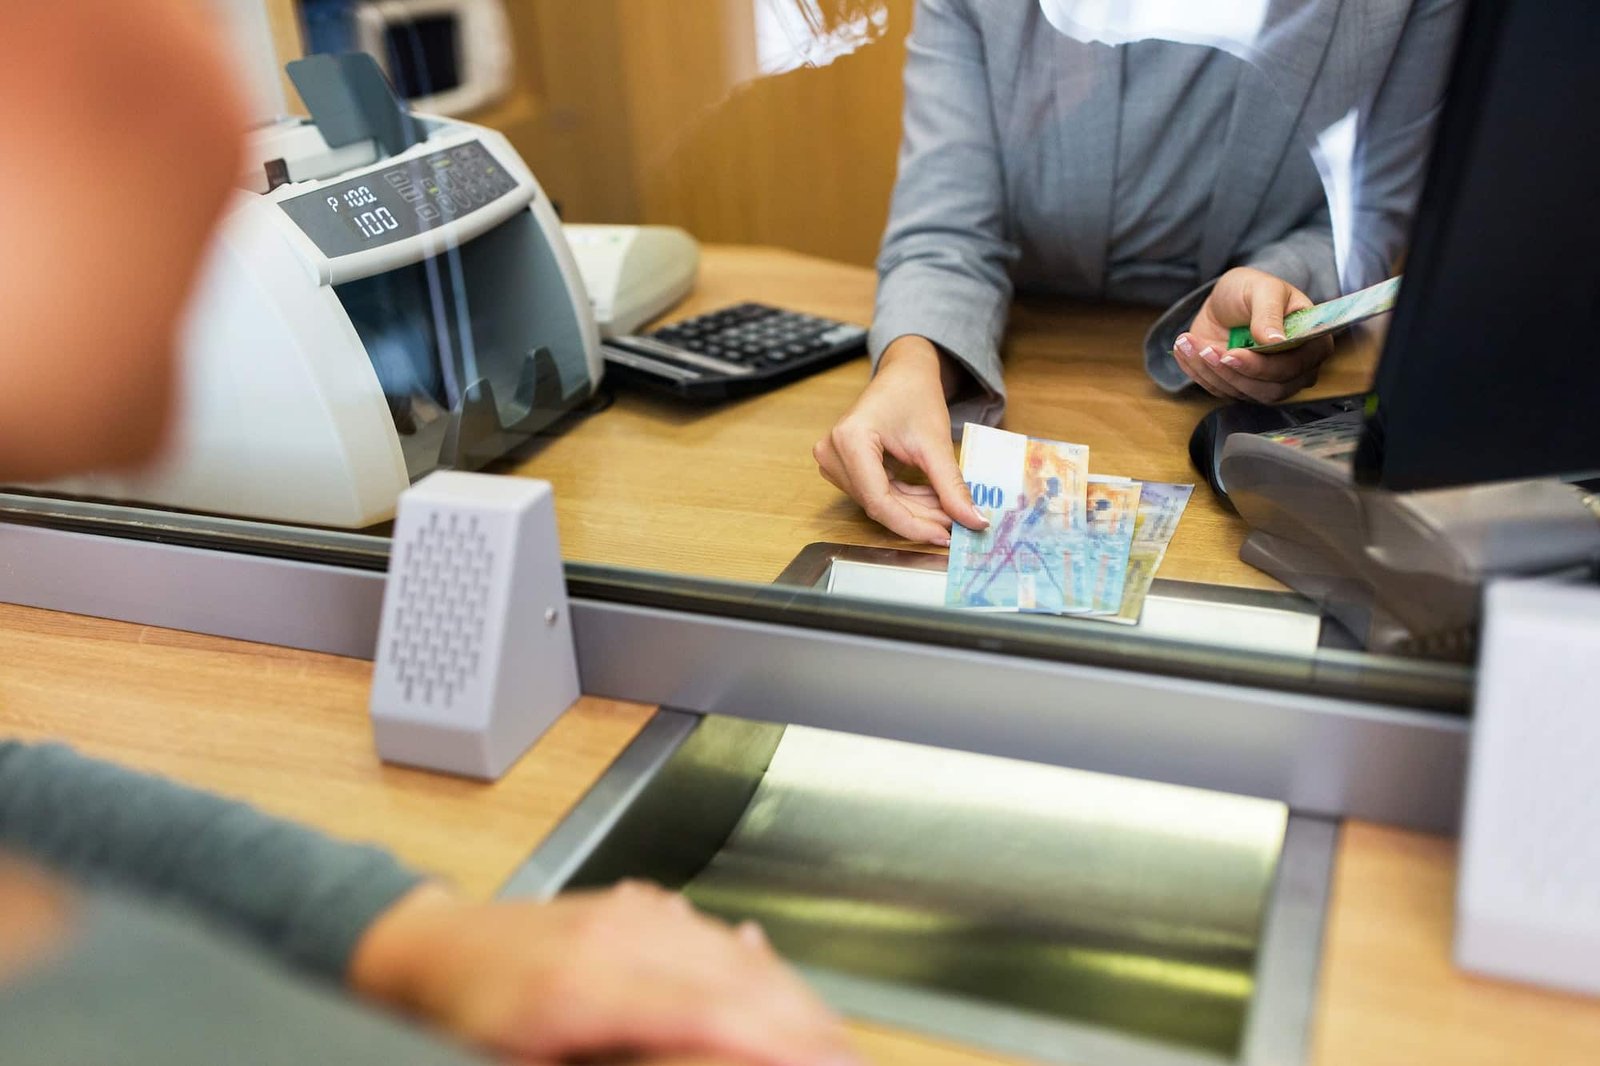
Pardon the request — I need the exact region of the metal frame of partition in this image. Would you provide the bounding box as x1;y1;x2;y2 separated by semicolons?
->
0;503;1471;832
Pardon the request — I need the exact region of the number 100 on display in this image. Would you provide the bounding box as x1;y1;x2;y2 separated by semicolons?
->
326;185;400;240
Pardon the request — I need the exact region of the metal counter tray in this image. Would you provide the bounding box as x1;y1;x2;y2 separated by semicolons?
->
502;711;1336;1066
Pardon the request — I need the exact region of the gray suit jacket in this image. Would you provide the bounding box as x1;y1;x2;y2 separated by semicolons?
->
870;0;1463;427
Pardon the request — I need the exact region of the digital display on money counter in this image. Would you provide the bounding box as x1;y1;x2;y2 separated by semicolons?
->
278;141;520;258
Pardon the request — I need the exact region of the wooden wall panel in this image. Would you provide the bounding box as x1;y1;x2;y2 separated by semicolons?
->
270;1;911;264
489;0;913;266
616;0;913;267
483;1;642;224
264;0;306;113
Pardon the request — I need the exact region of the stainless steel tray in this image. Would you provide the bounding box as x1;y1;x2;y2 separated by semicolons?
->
503;711;1335;1066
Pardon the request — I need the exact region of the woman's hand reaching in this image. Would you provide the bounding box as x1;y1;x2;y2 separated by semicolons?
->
813;336;988;545
1176;267;1335;403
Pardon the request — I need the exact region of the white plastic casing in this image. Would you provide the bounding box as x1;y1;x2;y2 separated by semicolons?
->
562;224;700;337
370;471;580;779
37;117;602;528
1456;577;1600;996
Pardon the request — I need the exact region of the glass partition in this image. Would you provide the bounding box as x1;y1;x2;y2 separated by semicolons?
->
5;0;1539;712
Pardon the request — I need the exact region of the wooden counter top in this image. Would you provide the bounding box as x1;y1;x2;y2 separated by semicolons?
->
4;603;1598;1063
514;246;1378;591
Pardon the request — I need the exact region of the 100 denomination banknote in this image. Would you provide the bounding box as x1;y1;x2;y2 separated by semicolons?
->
945;424;1192;621
959;423;1088;527
946;424;1090;612
945;499;1072;612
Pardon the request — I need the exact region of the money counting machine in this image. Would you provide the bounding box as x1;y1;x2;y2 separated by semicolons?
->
42;53;602;528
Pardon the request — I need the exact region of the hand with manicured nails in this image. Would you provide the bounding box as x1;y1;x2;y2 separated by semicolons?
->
349;881;862;1066
813;335;989;546
1174;267;1336;403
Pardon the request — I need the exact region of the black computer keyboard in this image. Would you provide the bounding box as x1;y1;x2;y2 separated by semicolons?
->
601;302;868;402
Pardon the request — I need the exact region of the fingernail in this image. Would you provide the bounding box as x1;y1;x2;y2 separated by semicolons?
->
1220;354;1243;368
936;534;951;547
1200;346;1221;367
1267;330;1288;343
1175;334;1195;358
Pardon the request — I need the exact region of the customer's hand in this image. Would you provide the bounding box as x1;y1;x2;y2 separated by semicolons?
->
813;336;988;545
0;0;248;481
0;859;75;986
1175;267;1335;403
349;881;860;1066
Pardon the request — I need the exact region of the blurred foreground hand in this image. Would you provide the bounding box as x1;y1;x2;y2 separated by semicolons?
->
0;0;247;481
350;881;863;1066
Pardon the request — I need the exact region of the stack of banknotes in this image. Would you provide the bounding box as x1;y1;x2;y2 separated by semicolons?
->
945;423;1193;623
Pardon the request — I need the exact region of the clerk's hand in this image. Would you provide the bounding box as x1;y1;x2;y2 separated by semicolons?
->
813;336;988;545
1174;267;1335;403
349;881;860;1066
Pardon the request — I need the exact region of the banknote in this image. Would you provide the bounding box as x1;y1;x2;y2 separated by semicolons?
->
1082;476;1143;615
943;426;1193;621
959;423;1089;527
946;424;1090;612
1228;274;1401;353
1105;481;1195;625
945;499;1072;612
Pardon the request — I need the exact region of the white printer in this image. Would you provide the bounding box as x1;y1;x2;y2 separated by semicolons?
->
42;51;602;529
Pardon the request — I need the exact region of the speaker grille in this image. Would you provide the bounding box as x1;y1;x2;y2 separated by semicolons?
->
388;510;493;709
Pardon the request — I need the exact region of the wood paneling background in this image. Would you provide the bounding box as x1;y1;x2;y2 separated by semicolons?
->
499;0;913;267
264;1;910;265
264;0;306;112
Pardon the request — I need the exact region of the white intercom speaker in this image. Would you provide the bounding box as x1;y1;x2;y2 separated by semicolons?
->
370;471;580;779
1456;577;1600;996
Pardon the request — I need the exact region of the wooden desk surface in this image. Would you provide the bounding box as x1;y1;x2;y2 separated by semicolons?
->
4;247;1599;1063
517;246;1379;591
5;603;1600;1064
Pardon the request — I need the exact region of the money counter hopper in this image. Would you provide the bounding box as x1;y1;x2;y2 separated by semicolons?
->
505;712;1337;1066
34;53;602;529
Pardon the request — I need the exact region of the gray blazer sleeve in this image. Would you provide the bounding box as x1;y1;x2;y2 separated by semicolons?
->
0;742;423;981
1143;0;1463;392
872;0;1019;430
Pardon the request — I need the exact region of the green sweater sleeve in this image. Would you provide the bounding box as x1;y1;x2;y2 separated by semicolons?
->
0;741;423;981
0;888;486;1066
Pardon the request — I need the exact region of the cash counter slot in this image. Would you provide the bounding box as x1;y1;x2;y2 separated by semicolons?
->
502;711;1336;1066
776;543;1337;657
